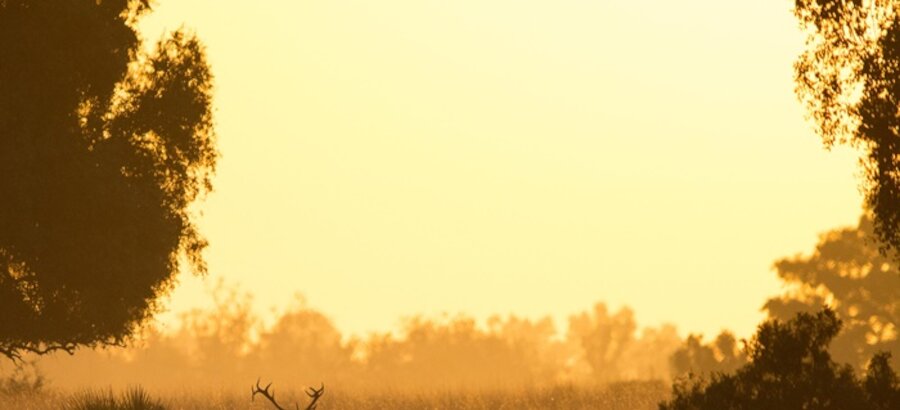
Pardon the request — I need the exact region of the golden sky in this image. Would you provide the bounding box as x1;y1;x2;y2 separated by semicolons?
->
141;0;862;339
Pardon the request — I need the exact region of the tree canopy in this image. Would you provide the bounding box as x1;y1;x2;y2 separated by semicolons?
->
795;0;900;257
764;214;899;373
0;0;216;361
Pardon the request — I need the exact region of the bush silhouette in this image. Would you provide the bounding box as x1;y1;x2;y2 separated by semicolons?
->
660;308;900;409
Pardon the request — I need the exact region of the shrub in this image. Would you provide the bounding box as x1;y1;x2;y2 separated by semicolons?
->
66;386;165;410
660;308;900;409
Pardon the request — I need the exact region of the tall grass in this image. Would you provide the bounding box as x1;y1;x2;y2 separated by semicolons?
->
1;381;668;409
65;386;166;410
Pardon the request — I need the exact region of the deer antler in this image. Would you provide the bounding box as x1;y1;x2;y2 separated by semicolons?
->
252;378;287;410
305;383;325;410
251;378;325;410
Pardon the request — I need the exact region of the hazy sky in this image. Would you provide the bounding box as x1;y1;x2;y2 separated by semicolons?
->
140;0;863;339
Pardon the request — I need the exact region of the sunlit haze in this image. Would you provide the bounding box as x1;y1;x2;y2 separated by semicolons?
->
140;0;861;340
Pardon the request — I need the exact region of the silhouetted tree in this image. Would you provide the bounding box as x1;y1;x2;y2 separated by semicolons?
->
669;331;747;379
486;314;567;383
568;304;637;382
865;352;900;409
660;308;900;409
764;215;899;372
623;324;682;381
794;0;900;257
361;314;547;390
174;281;255;380
0;0;216;361
252;296;357;387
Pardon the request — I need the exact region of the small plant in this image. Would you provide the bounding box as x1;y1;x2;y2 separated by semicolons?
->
121;386;166;410
0;360;45;395
66;386;166;410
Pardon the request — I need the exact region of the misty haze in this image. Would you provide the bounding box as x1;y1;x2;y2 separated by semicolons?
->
1;1;899;409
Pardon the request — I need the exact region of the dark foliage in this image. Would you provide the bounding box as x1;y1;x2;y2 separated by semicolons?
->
794;0;900;258
660;308;900;409
669;331;746;378
764;215;899;372
0;0;216;361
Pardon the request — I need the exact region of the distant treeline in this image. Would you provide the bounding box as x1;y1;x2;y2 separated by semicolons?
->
19;291;682;392
4;214;897;393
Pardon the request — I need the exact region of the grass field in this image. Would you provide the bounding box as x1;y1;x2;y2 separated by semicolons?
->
1;381;669;409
